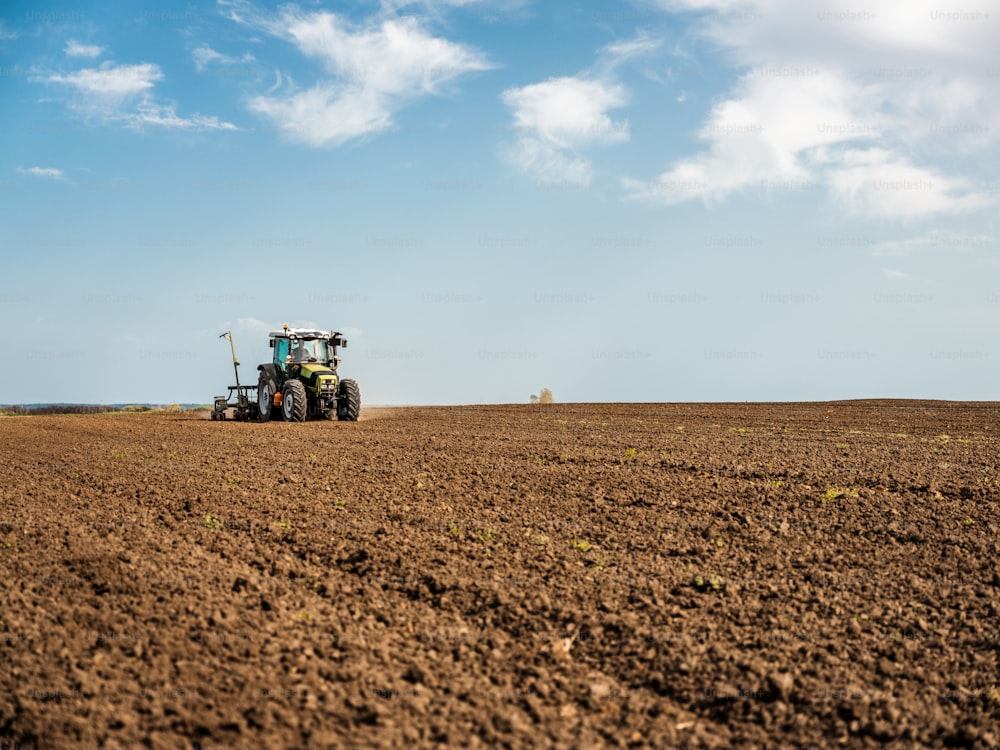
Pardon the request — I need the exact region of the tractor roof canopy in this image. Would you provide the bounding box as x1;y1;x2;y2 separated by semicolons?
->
268;328;338;340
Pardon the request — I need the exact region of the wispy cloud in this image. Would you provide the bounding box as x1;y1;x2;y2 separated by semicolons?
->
48;62;161;99
230;5;492;147
596;33;662;75
192;44;254;73
64;40;104;59
0;19;20;40
41;61;238;131
16;166;68;181
627;0;1000;220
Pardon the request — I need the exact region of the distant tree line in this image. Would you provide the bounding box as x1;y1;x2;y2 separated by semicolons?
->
0;404;186;416
0;405;121;415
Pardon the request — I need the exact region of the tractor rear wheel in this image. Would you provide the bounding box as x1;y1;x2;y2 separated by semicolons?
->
338;379;361;422
258;376;276;422
282;379;307;422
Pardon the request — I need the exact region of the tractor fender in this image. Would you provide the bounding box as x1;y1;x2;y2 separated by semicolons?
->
257;363;281;382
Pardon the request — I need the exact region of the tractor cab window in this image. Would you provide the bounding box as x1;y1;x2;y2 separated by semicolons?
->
289;338;328;363
314;340;330;362
273;338;290;365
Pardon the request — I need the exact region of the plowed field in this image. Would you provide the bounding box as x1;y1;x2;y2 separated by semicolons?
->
1;402;998;749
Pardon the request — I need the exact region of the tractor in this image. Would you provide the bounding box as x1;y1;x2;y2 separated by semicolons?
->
256;326;360;422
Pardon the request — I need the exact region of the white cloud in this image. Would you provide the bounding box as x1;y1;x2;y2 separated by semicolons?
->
65;40;104;59
192;44;254;73
500;32;662;187
16;166;67;181
630;0;1000;220
236;317;279;337
43;62;238;131
0;20;17;40
503;78;628;151
234;7;491;147
501;76;628;187
625;69;867;204
48;63;161;100
499;32;658;189
827;148;989;220
249;84;391;146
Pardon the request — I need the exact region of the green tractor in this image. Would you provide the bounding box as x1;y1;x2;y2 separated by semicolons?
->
256;326;360;422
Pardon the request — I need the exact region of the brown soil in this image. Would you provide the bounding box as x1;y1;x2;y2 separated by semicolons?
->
1;402;998;749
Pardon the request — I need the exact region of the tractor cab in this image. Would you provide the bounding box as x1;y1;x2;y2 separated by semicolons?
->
268;326;348;372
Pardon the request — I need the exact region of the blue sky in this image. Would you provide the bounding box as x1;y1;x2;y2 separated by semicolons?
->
2;0;997;405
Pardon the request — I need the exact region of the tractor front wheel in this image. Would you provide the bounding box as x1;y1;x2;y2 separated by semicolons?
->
282;379;307;422
337;379;361;422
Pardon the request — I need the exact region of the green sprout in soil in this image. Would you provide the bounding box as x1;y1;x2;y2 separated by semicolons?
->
572;539;592;552
110;450;126;460
693;573;725;592
591;551;606;571
624;447;638;459
273;519;292;530
524;528;549;548
203;514;222;530
475;529;497;557
823;486;859;500
962;517;975;526
476;529;495;545
448;520;461;536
